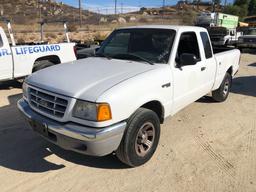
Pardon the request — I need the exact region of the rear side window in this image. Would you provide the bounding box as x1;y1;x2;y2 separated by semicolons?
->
200;32;212;59
177;32;201;60
0;35;3;47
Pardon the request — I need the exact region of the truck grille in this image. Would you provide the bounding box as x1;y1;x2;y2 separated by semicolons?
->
29;88;68;118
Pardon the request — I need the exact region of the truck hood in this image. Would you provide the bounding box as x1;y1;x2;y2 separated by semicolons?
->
27;57;156;101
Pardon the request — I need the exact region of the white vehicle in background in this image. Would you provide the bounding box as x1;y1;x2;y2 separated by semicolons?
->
0;18;77;82
237;28;256;50
18;26;240;167
208;27;242;47
196;12;241;46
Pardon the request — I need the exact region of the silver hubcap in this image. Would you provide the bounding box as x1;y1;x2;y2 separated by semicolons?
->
223;80;229;96
135;122;155;157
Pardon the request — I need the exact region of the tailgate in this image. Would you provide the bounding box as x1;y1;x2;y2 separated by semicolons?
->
213;49;240;89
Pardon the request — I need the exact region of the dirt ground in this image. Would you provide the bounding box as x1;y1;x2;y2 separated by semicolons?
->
0;53;255;192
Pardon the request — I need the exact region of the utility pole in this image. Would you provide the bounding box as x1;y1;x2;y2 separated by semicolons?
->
162;0;166;20
163;0;166;8
115;0;117;15
212;0;216;12
79;0;82;27
37;0;42;21
121;2;123;14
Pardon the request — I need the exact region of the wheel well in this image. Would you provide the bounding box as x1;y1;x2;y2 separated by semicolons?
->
141;101;165;124
227;67;233;76
35;55;61;65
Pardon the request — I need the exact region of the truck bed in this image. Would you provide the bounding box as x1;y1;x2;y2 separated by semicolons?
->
212;46;236;54
212;48;240;90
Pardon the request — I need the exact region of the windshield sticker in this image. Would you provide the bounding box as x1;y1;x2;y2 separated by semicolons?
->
0;49;11;57
15;45;61;55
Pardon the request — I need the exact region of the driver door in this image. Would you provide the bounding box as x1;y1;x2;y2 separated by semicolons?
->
172;32;206;113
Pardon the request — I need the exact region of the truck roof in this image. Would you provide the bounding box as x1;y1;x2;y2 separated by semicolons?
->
118;25;207;32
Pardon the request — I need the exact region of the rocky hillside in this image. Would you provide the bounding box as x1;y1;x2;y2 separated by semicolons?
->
0;0;96;24
0;0;216;44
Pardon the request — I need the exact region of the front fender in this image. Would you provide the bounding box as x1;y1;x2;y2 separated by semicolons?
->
96;66;173;126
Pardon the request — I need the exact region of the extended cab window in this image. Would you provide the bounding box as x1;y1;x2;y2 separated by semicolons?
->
177;32;200;60
200;32;213;59
0;35;3;47
98;29;176;64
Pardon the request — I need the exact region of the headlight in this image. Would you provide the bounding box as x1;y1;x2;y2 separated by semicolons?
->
22;82;29;100
72;100;112;122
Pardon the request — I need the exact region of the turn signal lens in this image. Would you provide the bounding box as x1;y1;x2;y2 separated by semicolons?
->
97;104;112;121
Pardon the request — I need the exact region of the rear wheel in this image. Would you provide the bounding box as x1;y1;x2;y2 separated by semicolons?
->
33;60;55;72
116;108;160;167
212;73;232;102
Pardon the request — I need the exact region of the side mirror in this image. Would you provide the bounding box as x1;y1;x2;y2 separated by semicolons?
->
177;53;199;67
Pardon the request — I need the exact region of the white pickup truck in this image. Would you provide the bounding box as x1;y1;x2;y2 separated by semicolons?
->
18;26;240;167
208;27;242;47
0;20;77;82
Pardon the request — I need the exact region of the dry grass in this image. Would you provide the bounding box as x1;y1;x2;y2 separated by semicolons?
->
2;16;183;44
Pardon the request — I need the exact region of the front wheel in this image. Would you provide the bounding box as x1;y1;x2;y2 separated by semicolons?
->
212;73;232;102
116;108;160;167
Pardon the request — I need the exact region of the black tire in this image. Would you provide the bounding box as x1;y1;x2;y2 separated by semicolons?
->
116;108;160;167
212;73;232;102
32;60;55;72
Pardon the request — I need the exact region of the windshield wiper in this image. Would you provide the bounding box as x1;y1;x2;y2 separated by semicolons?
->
112;53;155;65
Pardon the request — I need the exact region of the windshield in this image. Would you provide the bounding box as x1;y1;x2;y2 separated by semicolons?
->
97;28;176;64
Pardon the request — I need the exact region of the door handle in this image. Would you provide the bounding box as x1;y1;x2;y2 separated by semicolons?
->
162;83;171;88
201;67;206;71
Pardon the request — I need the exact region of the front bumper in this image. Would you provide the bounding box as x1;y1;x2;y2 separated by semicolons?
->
17;99;127;156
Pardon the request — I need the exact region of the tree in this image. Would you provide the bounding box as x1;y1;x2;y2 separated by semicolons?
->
234;0;249;6
224;5;241;15
248;0;256;15
223;4;248;18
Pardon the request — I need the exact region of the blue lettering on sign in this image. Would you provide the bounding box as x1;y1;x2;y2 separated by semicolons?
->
0;49;12;57
15;45;61;55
